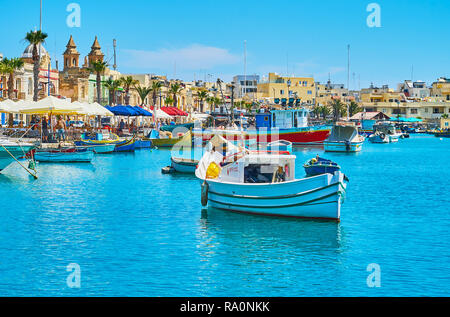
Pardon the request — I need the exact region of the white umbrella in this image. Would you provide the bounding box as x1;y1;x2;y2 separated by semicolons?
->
0;100;17;113
19;96;82;115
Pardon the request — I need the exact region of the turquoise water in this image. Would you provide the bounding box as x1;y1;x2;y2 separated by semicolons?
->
0;135;449;296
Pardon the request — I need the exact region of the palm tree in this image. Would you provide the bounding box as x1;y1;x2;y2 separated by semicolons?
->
197;90;208;112
89;60;108;104
317;105;331;119
164;96;174;106
135;85;152;106
103;78;121;105
25;30;48;101
120;76;139;105
0;58;24;99
151;81;162;107
348;101;361;117
330;99;346;122
168;83;182;108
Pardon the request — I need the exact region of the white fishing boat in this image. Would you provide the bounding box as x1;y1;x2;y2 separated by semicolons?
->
368;131;390;143
195;136;347;221
0;139;36;172
323;125;364;152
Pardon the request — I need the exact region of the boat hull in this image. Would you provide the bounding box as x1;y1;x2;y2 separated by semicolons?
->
0;145;35;171
76;144;116;154
34;149;94;162
323;141;363;152
205;173;346;221
171;157;198;173
114;139;136;152
194;125;331;145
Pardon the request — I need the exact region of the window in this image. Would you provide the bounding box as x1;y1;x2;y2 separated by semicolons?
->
433;108;444;114
280;90;284;95
307;90;312;95
302;81;307;87
410;108;418;114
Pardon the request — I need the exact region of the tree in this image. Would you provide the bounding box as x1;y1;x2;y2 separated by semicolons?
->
348;101;361;117
330;99;346;122
168;83;182;108
196;90;208;112
0;58;24;99
25;30;48;101
120;76;139;105
89;60;108;104
151;81;162;107
103;78;121;105
164;96;174;106
135;85;152;106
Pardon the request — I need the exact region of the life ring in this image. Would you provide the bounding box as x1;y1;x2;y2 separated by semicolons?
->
201;181;209;206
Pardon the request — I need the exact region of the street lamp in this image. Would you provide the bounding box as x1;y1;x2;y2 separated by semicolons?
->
287;79;291;107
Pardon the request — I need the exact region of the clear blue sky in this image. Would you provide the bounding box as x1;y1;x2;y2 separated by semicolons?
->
0;0;448;89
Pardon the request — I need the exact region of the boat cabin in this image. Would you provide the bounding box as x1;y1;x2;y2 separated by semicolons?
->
255;109;309;129
219;153;296;184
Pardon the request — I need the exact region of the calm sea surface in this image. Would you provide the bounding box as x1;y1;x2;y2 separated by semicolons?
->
0;134;449;296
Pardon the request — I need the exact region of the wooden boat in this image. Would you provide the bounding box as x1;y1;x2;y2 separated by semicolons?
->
75;132;120;145
170;157;198;173
323;125;364;152
148;130;192;148
368;132;390;143
114;138;137;152
135;139;152;149
34;148;94;163
76;143;116;154
195;136;348;221
0;139;36;172
303;156;341;176
266;140;293;153
434;130;450;138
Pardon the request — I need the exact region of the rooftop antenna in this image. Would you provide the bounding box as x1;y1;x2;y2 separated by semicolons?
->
113;39;117;70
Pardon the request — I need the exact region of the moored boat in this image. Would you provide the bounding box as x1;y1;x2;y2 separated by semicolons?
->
114;138;137;152
148;130;192;148
323;125;364;152
368;132;390;143
193;108;331;145
303;156;341;176
170;157;198;173
195;136;347;221
76;143;116;154
34;147;94;163
0;139;36;172
266;140;293;153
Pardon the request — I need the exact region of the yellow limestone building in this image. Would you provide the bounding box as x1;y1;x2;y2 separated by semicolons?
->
257;73;316;105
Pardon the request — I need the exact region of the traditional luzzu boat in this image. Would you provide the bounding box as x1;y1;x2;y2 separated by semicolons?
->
147;130;192;148
193;108;331;145
76;143;117;154
195;136;348;221
75;132;120;145
114;138;137;152
170;157;198;173
135;139;152;149
34;147;94;163
303;156;341;176
323;125;364;152
0;139;36;172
